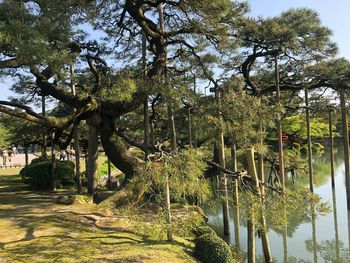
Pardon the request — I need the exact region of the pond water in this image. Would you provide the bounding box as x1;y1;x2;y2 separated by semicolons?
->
205;144;350;262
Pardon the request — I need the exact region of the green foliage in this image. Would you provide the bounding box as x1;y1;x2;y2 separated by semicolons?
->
148;149;211;203
195;233;236;263
0;123;9;149
193;224;217;237
283;114;330;139
20;158;75;190
0;115;46;147
196;88;278;151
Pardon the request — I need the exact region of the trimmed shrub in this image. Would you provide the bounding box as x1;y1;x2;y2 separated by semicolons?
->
193;225;216;237
195;233;236;263
20;158;75;190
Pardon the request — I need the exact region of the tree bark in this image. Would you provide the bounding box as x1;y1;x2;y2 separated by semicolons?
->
100;115;145;183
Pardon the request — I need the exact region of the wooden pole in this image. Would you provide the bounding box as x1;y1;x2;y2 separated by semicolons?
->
50;132;56;192
24;146;29;166
158;8;173;238
311;205;318;263
332;188;340;262
188;107;193;148
70;64;82;193
214;87;230;236
258;97;265;196
305;88;314;192
246;148;272;262
231;136;240;248
247;219;255;263
165;173;173;241
142;30;150;159
329;109;335;188
107;158;112;190
274;54;285;190
220;131;230;236
340;88;350;207
283;204;288;263
42;95;47;158
247;149;259;263
193;75;197;148
159;4;176;151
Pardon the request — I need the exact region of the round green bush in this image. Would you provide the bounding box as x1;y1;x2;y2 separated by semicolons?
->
193;225;217;237
195;233;236;263
20;158;75;190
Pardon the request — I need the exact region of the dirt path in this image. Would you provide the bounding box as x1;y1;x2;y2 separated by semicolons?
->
0;174;196;263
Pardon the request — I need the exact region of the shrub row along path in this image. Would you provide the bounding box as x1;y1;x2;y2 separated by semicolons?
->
0;173;196;263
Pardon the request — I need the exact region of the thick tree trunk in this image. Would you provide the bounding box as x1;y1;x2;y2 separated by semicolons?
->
100;115;145;183
87;115;99;195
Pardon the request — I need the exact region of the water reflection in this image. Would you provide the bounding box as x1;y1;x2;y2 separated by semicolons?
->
205;144;350;262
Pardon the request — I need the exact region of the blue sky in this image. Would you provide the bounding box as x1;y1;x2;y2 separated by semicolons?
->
247;0;350;59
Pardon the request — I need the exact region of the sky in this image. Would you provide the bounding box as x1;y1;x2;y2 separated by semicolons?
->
247;0;350;60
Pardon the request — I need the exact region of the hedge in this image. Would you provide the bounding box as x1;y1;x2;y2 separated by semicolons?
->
20;157;75;190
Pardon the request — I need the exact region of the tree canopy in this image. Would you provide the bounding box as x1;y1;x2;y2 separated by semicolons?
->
0;0;349;183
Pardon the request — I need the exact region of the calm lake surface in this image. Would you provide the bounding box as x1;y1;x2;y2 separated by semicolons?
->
205;144;350;262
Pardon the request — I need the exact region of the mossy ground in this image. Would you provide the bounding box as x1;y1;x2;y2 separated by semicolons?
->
0;172;197;263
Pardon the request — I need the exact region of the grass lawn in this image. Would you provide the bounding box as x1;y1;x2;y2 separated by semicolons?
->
0;173;197;263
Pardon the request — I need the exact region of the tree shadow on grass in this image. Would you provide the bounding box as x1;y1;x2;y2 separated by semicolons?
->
0;175;196;262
